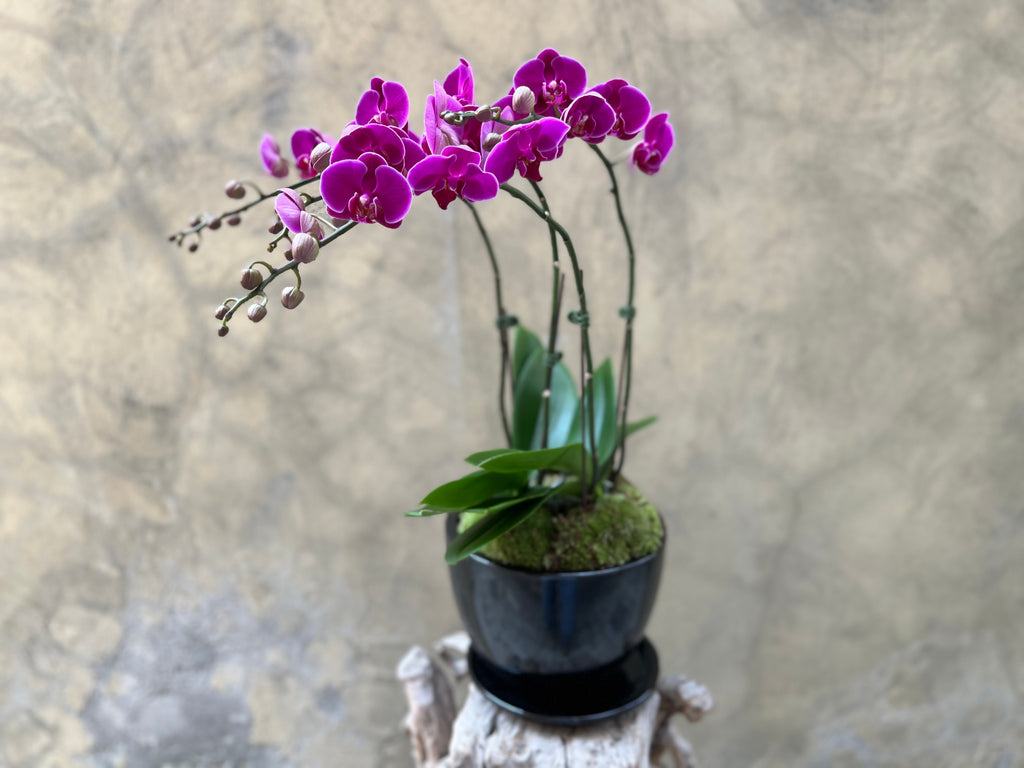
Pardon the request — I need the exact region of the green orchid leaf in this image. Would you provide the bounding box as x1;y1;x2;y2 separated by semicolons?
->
476;443;585;475
465;448;518;466
569;357;618;465
405;505;461;518
624;415;658;437
512;347;546;449
592;359;618;465
542;359;578;449
512;326;544;384
420;469;527;508
444;489;555;563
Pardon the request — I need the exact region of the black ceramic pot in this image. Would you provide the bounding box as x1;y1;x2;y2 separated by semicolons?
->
445;514;665;724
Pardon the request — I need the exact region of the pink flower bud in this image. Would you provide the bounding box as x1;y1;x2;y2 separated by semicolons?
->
482;132;502;151
310;142;332;173
281;286;305;309
224;180;246;199
512;85;537;115
214;304;229;320
268;219;283;234
247;304;267;322
240;267;263;290
218;326;230;337
290;232;319;264
208;217;222;230
226;214;241;226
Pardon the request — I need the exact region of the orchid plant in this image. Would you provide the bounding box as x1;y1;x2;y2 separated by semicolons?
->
171;50;674;566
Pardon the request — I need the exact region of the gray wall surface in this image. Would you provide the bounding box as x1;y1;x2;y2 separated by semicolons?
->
2;1;1022;765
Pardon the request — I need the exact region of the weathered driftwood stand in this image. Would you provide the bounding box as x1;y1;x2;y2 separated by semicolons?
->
398;633;713;768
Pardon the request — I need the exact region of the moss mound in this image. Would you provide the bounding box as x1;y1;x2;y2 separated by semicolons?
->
458;478;663;572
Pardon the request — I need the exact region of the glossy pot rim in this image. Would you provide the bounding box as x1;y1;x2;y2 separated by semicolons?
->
445;512;666;580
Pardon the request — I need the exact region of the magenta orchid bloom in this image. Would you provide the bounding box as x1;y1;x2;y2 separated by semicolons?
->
483;117;570;184
291;128;330;179
274;189;324;240
513;49;587;116
631;112;674;175
260;134;288;178
331;123;423;173
563;93;616;143
320;151;413;229
589;79;651;141
408;146;499;210
423;81;463;155
355;78;410;129
442;58;475;107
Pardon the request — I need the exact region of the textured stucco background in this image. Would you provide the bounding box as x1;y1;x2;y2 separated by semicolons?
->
2;0;1023;765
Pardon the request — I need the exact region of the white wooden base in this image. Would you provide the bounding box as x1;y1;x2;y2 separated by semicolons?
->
398;633;712;768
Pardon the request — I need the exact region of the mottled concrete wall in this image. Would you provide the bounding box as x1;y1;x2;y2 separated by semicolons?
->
2;1;1022;765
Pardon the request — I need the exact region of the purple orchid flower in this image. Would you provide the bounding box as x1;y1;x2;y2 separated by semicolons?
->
320;151;413;229
589;79;651;141
442;58;475;107
483;117;570;185
331;123;408;170
291;128;330;179
562;93;616;143
355;78;410;129
274;188;324;239
408;145;499;210
260;134;288;178
631;112;674;175
513;49;587;116
423;81;463;155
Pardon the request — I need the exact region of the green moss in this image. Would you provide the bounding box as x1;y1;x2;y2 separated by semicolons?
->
457;478;664;572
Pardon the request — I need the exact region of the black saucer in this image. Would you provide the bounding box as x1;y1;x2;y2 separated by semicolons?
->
467;638;659;727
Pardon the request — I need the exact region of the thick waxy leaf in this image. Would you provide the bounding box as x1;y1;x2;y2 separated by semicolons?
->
475;443;585;475
592;359;618;465
465;448;518;466
420;469;526;508
512;326;544;384
405;504;460;518
625;415;657;437
543;360;578;449
444;488;555;563
512;347;546;449
569;357;618;465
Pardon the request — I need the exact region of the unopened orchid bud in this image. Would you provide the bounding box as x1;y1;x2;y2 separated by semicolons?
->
224;180;246;199
218;325;229;337
188;242;199;253
226;214;242;226
474;104;492;120
512;85;537;115
214;304;229;320
310;142;332;173
240;267;263;290
290;232;319;264
281;286;305;309
482;132;502;151
247;303;267;322
268;219;283;234
208;217;222;230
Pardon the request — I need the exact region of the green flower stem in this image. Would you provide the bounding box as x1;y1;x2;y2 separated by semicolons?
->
221;220;358;326
463;200;514;447
526;179;563;451
172;174;322;241
501;183;598;502
588;143;636;478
